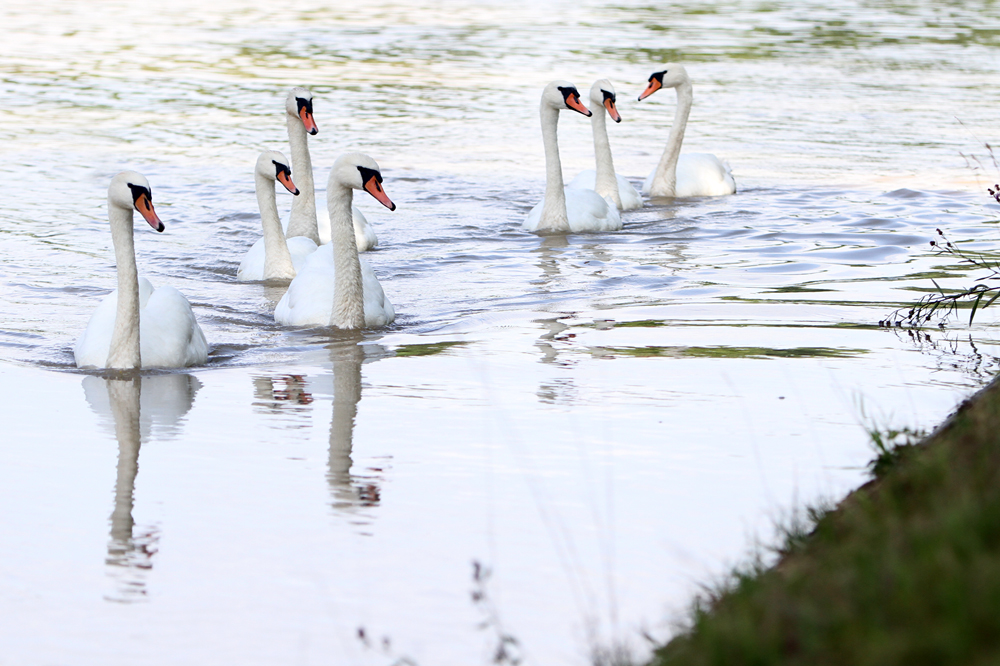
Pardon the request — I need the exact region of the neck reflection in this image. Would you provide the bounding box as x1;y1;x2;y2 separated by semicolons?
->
327;337;382;516
83;373;201;602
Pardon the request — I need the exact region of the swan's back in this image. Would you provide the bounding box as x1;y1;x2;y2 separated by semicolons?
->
237;236;318;281
643;153;736;197
568;169;643;211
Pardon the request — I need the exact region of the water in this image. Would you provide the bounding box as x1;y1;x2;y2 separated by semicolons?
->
2;0;1000;663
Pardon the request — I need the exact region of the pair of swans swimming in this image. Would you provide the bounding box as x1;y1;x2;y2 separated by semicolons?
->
75;64;733;371
237;87;378;282
524;64;736;233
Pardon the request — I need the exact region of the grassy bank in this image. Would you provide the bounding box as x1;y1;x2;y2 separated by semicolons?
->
650;376;1000;666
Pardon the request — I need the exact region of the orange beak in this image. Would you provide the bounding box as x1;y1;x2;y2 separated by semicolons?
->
363;175;395;211
604;97;621;123
299;106;318;135
565;93;592;117
638;78;662;101
276;170;299;195
135;193;164;232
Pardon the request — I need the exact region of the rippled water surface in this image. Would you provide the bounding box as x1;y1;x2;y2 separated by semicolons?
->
3;1;1000;664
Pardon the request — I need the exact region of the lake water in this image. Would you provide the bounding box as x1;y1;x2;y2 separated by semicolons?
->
2;1;1000;664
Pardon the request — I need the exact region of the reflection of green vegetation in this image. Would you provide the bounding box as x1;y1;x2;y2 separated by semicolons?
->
613;319;666;328
595;346;865;359
650;375;1000;666
394;341;468;357
766;285;835;293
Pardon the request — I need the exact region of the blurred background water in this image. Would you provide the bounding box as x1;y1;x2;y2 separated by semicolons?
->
1;0;999;664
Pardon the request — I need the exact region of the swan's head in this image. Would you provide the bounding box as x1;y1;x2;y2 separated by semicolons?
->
109;171;164;232
590;79;621;123
256;150;299;195
285;87;318;135
638;64;690;101
542;81;591;117
329;152;396;211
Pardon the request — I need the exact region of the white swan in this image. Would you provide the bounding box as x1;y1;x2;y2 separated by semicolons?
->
275;153;396;329
637;64;736;198
524;81;622;234
568;79;642;211
283;87;378;252
75;172;208;370
237;150;318;282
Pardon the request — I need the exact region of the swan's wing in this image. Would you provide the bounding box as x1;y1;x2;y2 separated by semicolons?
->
275;248;335;327
139;285;208;368
74;290;119;368
568;169;597;192
317;207;331;246
237;237;267;281
615;173;644;210
286;236;319;272
565;187;622;232
676;153;736;197
353;206;378;252
359;256;394;327
523;199;545;231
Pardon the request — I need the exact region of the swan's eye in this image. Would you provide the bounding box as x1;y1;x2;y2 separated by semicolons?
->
357;165;383;185
126;183;152;206
556;86;581;106
602;89;616;104
272;160;291;179
650;70;666;83
296;97;314;115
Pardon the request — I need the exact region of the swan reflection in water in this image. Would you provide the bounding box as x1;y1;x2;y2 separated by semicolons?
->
252;335;388;522
82;373;202;602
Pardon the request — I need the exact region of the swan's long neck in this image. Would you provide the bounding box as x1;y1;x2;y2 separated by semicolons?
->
649;82;693;198
536;104;569;233
106;202;141;370
285;115;319;243
256;171;297;281
328;183;366;329
591;106;622;209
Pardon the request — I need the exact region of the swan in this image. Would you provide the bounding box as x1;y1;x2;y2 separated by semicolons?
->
567;79;643;211
283;87;378;252
637;64;736;198
75;172;208;370
275;153;396;329
523;81;622;234
237;150;318;282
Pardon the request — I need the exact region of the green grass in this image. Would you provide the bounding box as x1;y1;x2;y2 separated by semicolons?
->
594;346;866;359
650;378;1000;666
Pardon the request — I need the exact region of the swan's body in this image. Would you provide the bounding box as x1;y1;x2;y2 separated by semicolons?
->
284;87;378;252
523;81;622;234
638;64;736;198
274;245;394;327
238;150;318;282
275;153;396;329
75;172;208;370
568;79;642;211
